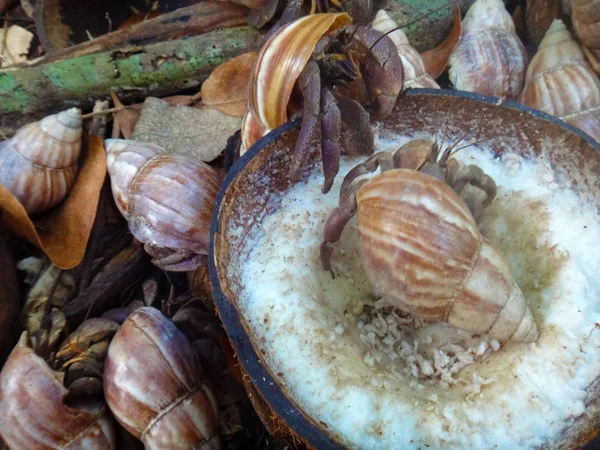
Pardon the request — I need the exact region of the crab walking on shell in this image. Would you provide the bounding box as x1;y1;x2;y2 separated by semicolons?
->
320;139;538;343
239;12;405;193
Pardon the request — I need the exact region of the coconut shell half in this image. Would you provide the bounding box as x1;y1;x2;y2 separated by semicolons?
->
209;89;600;449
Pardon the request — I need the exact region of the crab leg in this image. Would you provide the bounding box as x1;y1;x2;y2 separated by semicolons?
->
339;151;393;200
320;182;366;274
446;160;497;223
321;88;342;194
332;91;374;157
291;61;322;182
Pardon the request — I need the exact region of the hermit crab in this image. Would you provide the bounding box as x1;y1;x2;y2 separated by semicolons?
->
240;12;404;193
320;139;539;343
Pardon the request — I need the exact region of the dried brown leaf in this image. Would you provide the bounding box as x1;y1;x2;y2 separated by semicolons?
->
0;25;33;67
110;93;140;139
0;136;106;269
420;5;462;80
131;97;242;162
525;0;559;44
201;52;258;118
114;109;140;139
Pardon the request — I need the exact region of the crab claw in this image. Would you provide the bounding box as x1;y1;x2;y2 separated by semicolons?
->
350;26;404;120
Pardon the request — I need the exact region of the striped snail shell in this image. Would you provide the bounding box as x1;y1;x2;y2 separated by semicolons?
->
519;19;600;142
103;307;220;450
0;108;82;215
357;169;538;343
0;332;116;449
105;139;221;271
448;0;528;99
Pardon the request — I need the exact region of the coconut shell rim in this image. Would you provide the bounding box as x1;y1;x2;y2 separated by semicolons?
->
209;88;600;450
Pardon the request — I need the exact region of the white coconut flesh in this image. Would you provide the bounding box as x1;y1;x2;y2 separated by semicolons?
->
234;133;600;450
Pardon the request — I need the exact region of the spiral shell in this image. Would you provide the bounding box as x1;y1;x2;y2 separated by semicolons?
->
240;13;352;154
572;0;600;49
0;108;82;215
357;169;538;343
371;9;439;89
448;0;528;99
105;139;221;271
0;332;116;450
104;307;219;450
518;19;600;142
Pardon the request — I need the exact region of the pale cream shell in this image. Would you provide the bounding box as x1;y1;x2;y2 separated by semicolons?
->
518;19;600;142
448;0;528;99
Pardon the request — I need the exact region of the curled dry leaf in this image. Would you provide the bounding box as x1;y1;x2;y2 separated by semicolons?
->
131;97;242;162
0;25;34;68
0;136;106;269
420;5;462;80
110;93;139;140
525;0;560;44
201;51;258;118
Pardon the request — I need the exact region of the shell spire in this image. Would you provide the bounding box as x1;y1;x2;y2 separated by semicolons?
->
104;139;167;217
0;108;82;215
518;19;600;142
448;0;528;99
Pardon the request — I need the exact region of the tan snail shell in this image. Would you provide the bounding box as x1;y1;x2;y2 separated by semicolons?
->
103;307;220;450
371;9;440;89
518;19;600;142
572;0;600;49
448;0;528;99
357;170;538;343
105;139;221;271
0;108;82;215
0;332;116;449
240;13;352;154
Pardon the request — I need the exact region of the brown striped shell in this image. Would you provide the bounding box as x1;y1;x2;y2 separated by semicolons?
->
518;19;600;142
371;10;440;89
448;0;528;99
105;139;221;271
103;307;219;450
0;332;116;450
356;169;538;342
0;108;82;215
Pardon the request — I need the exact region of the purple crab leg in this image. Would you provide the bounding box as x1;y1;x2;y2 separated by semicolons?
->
320;184;365;275
291;61;322;182
321;87;342;194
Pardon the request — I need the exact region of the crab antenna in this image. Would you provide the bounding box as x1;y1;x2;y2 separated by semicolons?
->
368;2;456;52
444;99;505;159
449;136;499;156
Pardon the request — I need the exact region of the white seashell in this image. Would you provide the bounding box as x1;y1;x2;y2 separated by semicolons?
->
448;0;528;99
